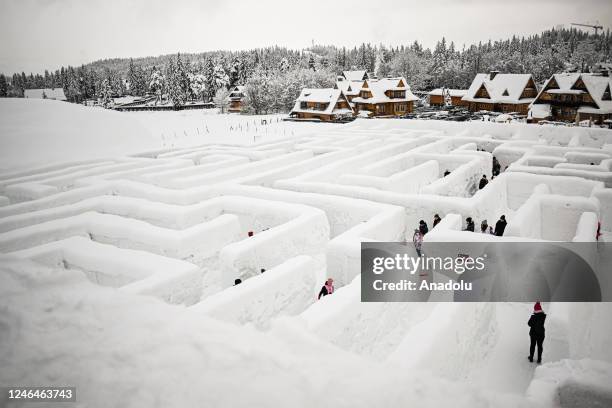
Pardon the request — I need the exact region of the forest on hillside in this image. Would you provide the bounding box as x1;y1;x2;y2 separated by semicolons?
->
0;27;610;114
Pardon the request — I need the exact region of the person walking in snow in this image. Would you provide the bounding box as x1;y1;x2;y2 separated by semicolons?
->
464;217;475;232
494;215;507;236
413;229;424;257
478;174;489;190
528;302;546;364
492;156;501;176
419;220;429;235
433;214;442;228
318;278;334;300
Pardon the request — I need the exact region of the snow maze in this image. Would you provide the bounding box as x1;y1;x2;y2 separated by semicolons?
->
2;119;612;403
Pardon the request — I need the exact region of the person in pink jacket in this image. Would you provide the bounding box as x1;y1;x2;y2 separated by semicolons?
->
318;278;334;299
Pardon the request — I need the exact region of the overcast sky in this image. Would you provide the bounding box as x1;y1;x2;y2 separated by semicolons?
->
1;0;611;74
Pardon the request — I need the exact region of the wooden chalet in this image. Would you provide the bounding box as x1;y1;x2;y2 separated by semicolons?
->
428;88;468;107
289;88;353;121
350;77;419;117
528;72;612;125
228;85;246;113
461;71;538;114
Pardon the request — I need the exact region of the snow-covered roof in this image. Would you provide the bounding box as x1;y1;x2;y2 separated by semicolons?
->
24;88;67;101
428;88;467;97
352;77;419;104
228;86;245;98
335;79;364;95
531;73;612;114
342;70;368;81
462;73;535;104
582;74;612;114
291;88;351;115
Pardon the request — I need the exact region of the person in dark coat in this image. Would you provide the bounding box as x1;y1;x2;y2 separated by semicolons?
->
464;217;475;232
492;156;501;176
433;214;442;228
494;215;507;236
419;220;429;235
478;175;488;190
318;278;334;300
528;302;546;363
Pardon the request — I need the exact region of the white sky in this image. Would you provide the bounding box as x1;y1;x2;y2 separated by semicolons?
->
1;0;611;74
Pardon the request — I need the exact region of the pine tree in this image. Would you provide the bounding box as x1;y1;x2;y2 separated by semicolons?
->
166;53;190;107
0;74;7;97
229;56;241;86
308;54;316;71
149;66;165;105
212;63;229;91
188;73;206;101
99;78;113;107
127;58;138;95
203;58;216;100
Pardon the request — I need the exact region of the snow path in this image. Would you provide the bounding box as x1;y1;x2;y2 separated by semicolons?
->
389;302;569;395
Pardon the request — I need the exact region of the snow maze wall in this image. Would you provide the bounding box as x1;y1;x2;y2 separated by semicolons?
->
1;119;612;402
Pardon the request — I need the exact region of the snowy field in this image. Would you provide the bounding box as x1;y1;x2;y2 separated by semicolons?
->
0;98;336;171
1;99;612;407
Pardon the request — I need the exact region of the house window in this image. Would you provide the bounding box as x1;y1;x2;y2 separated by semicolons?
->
377;104;386;113
396;103;406;112
300;102;307;109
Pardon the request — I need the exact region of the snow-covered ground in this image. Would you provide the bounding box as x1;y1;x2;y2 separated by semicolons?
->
1;99;612;407
0;98;336;171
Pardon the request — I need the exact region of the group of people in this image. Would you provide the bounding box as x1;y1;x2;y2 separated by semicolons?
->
464;215;507;236
411;213;508;255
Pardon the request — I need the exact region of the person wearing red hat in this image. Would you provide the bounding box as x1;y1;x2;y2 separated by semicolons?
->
527;302;546;363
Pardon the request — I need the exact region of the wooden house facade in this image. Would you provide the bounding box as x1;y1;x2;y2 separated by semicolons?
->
289;88;353;121
351;77;419;117
528;73;612;125
462;72;538;114
428;88;468;107
228;86;246;113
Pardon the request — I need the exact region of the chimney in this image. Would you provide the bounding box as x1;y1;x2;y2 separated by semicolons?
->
489;70;499;80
